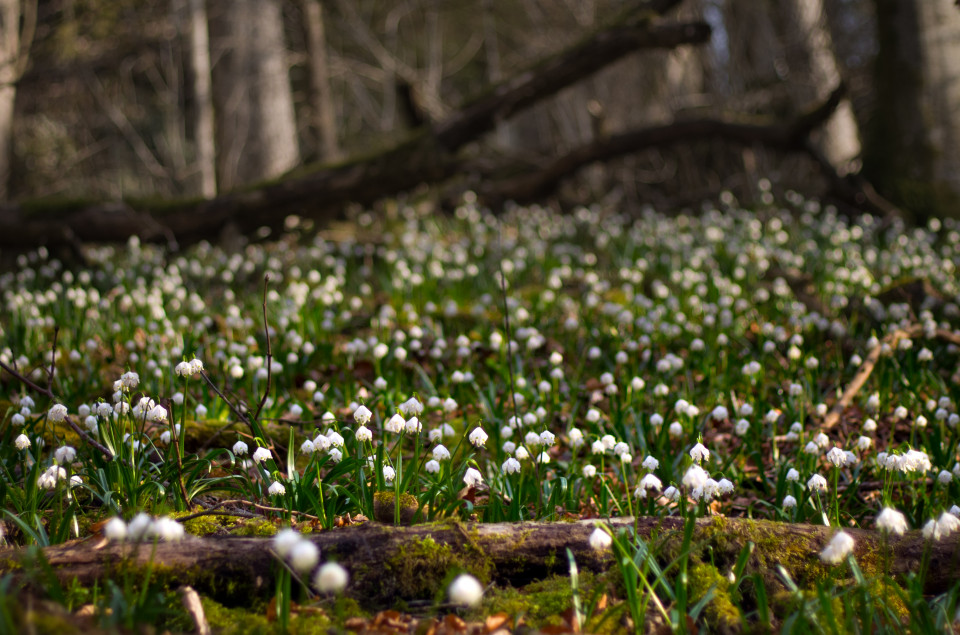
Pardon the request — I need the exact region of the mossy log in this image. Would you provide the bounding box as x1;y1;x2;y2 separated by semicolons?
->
5;516;959;609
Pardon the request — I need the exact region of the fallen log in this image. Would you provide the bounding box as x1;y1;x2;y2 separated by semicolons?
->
5;515;958;609
0;2;710;252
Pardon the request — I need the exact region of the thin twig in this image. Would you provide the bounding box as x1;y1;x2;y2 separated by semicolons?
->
177;498;320;523
199;370;251;426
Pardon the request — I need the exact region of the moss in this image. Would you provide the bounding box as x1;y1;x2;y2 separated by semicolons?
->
689;562;741;633
372;490;420;524
470;573;597;629
171;510;237;536
373;533;492;604
229;517;278;537
200;596;340;635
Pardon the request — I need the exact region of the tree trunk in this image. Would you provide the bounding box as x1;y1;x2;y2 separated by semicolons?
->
775;0;860;167
300;0;341;162
186;0;217;198
0;8;711;250
10;516;960;609
0;0;34;201
208;0;300;191
864;0;960;219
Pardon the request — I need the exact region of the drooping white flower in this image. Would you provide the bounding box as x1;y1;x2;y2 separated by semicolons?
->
782;495;797;509
448;573;484;607
385;414;405;434
252;446;271;463
425;459;440;474
233;440;249;456
398;397;424;417
875;507;908;536
468;427;488;448
14;434;30;450
588;527;612;551
463;467;483;487
273;529;302;558
313;562;349;593
806;473;828;492
268;481;286;496
689;443;709;463
353;405;372;426
502;457;522;474
54;446;77;464
48;404;68;423
355;425;372;442
382;466;396;481
820;530;855;564
289;540;320;574
104;517;128;541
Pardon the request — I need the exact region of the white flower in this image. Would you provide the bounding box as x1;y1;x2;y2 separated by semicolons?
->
268;481;286;496
301;440;316;454
689;443;710;463
147;404;167;423
175;361;192;377
540;431;556;446
385;414;405;434
468;427;488;447
252;447;271;463
313;562;349;593
502;458;522;474
353;405;372;426
121;371;140;388
682;464;708;490
14;434;30;450
717;478;734;494
663;486;680;502
588;527;612;551
127;513;152;541
54;446;77;464
585;408;601;423
326;430;344;447
160;430;171;445
634;474;662;498
515;446;529;460
463;467;483;487
735;419;750;436
153;517;185;542
826;447;846;467
820;530;855;564
582;465;597;478
48;404;68;423
876;507;908;535
273;529;302;558
806;474;828;492
355;426;372;442
233;440;249;456
938;470;953;485
782;495;797;509
37;465;66;490
383;465;396;481
398;397;424;417
289;540;319;574
613;442;630;457
786;468;800;482
404;417;422;434
104;517;128;541
448;573;484;607
669;422;684;438
11;413;24;426
711;406;728;421
425;459;440;473
568;428;584;447
641;456;659;471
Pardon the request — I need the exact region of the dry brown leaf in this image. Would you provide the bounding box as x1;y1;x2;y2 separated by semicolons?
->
484;613;510;632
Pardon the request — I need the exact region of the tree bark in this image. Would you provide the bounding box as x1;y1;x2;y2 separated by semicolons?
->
187;0;217;198
300;0;341;162
0;10;710;250
0;0;36;201
208;0;300;191
8;516;960;609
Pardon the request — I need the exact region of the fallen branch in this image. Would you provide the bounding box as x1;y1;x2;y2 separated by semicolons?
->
0;4;709;251
7;516;959;609
821;324;960;431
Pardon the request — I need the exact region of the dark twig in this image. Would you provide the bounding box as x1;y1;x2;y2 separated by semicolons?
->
200;371;251;426
177;498;319;523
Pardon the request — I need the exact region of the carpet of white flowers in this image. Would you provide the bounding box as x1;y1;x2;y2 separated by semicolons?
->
3;189;960;629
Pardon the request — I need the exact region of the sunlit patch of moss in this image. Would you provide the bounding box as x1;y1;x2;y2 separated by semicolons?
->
171;510;237;536
689;562;741;633
229;517;278;537
372;491;419;524
469;572;599;629
200;596;341;634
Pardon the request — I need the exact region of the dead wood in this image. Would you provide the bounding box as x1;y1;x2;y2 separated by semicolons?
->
0;4;710;252
5;516;960;609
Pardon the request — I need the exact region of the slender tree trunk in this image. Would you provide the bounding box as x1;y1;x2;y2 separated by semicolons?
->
208;0;300;191
187;0;217;197
0;0;34;201
301;0;341;162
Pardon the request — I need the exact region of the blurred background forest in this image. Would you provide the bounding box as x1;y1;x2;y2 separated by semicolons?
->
1;0;959;225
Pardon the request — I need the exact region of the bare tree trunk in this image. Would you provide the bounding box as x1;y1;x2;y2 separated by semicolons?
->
0;0;35;201
864;0;960;218
776;0;860;167
208;0;300;191
301;0;341;162
187;0;217;197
